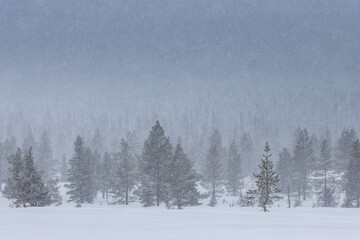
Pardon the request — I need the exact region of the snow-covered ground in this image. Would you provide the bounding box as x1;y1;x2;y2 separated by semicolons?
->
1;187;360;240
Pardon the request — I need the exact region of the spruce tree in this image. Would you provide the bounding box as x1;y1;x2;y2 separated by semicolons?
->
100;152;112;200
292;129;314;201
4;148;24;207
336;128;357;171
316;138;336;207
246;142;282;212
168;143;201;209
343;139;360;208
21;147;49;207
276;148;293;208
203;129;223;207
37;130;56;181
225;140;242;196
66;136;97;204
112;139;136;205
138;121;173;207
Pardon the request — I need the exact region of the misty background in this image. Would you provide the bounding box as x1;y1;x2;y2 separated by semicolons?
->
0;0;359;169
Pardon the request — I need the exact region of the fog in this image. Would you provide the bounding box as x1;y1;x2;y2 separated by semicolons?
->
0;0;359;168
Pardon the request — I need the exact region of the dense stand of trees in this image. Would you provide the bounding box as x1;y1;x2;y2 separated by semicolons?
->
2;121;360;210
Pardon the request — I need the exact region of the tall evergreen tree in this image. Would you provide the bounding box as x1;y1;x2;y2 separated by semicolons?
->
4;148;24;207
246;142;282;212
112;139;136;205
21;147;49;207
336;128;357;171
225;140;242;196
66;136;97;204
168;143;201;209
316;138;336;207
343;139;360;208
292;129;314;201
37;130;56;181
138;121;173;207
203;129;223;207
276;148;293;208
100;152;112;200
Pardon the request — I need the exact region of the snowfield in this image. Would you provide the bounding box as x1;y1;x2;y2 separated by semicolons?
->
1;193;360;240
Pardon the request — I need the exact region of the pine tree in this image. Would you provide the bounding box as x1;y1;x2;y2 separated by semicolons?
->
336;128;357;171
225;140;242;196
276;148;293;208
343;139;360;208
292;129;314;201
66;136;97;204
4;148;24;207
138;121;173;207
168;143;201;209
316;138;336;207
37;130;56;181
5;148;50;207
246;142;282;212
203;129;223;207
100;152;112;200
45;177;63;206
21;147;49;207
112;139;136;205
1;137;17;182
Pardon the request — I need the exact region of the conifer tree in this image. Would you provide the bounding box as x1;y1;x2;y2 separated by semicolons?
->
4;148;24;207
21;148;49;207
276;148;293;208
336;128;357;171
37;130;56;181
138;121;173;207
246;142;282;212
168;143;201;209
343;139;360;208
112;139;136;205
292;129;314;201
316;138;336;207
225;140;242;196
100;152;112;200
203;129;223;207
66;136;97;204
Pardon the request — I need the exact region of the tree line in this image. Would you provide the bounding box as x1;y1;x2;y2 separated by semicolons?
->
2;122;360;210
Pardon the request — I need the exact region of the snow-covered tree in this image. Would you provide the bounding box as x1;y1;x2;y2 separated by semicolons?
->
316;138;336;207
168;143;201;209
99;152;112;200
203;129;223;207
276;148;293;208
138;121;173;207
343;139;360;208
36;130;56;181
4;148;24;207
112;139;136;205
292;129;314;201
336;128;357;171
225;140;242;196
66;136;97;204
247;142;282;212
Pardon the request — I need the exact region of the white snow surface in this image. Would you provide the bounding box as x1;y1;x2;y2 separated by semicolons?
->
1;187;360;240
